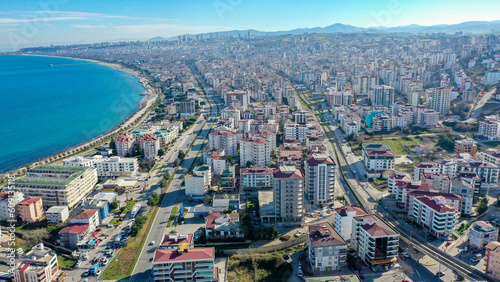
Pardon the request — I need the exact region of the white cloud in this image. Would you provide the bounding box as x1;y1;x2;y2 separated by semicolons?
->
114;24;221;35
0;16;86;24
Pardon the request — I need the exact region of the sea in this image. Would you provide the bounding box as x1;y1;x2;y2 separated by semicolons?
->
0;55;145;173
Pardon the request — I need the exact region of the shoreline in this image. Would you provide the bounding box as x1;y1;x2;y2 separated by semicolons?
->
1;54;159;177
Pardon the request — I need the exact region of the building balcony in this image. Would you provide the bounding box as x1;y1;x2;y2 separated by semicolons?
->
195;262;214;268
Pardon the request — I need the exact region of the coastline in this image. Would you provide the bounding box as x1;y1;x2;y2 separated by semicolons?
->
1;54;158;178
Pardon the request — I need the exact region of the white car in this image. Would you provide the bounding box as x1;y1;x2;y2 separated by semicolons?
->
94;269;102;276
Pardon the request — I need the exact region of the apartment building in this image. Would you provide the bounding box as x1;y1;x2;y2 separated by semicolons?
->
175;100;196;116
114;132;135;157
248;129;277;151
411;196;460;238
13;243;59;282
45;206;69;224
138;134;160;159
481;150;500;166
350;214;399;265
94;157;138;178
420;109;439;127
362;144;395;172
13;165;98;208
430;87;452;115
458;162;499;183
387;172;412;197
208;131;238;157
185;173;208;196
450;179;474;215
240;166;274;192
478;120;500;140
240;136;271;167
0;191;24;221
71;209;100;232
308;222;348;274
468;221;498;250
284;123;321;142
486;241;500;280
334;205;368;241
18;197;44;223
454;139;478;155
370;85;394;107
152;247;216;282
305;154;336;205
273;166;304;223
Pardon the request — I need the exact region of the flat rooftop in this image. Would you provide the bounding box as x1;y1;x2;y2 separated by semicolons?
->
15;165;91;186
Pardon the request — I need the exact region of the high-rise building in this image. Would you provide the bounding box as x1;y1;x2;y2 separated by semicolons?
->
114;132;135;157
273;166;304;223
370;85;394;107
305;154;336;205
357;75;378;95
13;165;98;208
240;136;271;167
308;222;348;274
138;134;160;159
209;131;238;157
486;241;500;279
333;205;367;241
430;87;452;115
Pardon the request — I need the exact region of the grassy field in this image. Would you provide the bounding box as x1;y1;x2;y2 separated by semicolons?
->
103;209;155;280
58;254;78;270
352;135;434;156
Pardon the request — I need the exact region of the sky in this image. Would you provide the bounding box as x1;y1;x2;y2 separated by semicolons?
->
1;0;499;50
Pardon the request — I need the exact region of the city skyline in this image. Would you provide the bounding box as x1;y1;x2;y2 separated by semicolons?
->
1;0;500;50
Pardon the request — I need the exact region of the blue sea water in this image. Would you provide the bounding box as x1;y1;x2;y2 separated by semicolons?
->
0;55;145;173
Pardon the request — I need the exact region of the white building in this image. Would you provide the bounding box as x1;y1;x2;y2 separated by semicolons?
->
430;87;452;115
240;166;274;191
362;143;395;171
450;179;474;215
240;136;271;167
469;221;498;250
152;247;216;281
478;120;500;140
185;173;207;196
411;196;460;238
308;222;348;274
0;191;24;221
13;243;59;282
273;166;304;223
45;206;69;224
305;154;336;205
114;132;135;157
209;130;238;157
13;165;98;208
62;156;96;167
334;205;367;241
351;214;399;265
370;85;395;107
94;157;138;178
138;134;160;159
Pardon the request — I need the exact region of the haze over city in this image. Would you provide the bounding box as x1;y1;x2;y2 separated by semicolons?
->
1;0;500;50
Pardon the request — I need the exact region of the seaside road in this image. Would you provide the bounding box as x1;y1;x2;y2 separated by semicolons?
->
129;95;219;281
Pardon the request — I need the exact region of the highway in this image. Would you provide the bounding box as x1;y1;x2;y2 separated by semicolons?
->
129;67;220;281
294;85;495;282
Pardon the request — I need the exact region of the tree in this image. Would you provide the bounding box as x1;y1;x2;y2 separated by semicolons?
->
227;155;233;165
346;253;357;267
158;149;165;156
148;192;160;206
246;161;253;168
164;172;170;180
173;158;181;167
178;150;185;160
110;201;119;210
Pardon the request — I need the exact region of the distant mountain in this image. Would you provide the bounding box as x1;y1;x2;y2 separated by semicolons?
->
147;20;500;42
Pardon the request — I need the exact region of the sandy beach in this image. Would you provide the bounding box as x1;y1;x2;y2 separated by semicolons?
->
1;54;158;178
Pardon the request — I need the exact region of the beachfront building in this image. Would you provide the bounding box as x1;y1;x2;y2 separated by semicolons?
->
308;222;348;274
334;205;368;241
305;154;336;205
13;243;60;282
94;156;138;178
114;132;136;157
13;165;98;208
17;197;44;223
62;156;96;167
0;191;24;221
350;214;399;266
138;134;160;159
152;247;216;281
468;221;499;250
273;166;304;224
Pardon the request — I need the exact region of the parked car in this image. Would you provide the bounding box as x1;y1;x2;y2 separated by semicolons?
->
283;254;290;260
95;269;102;276
436;271;445;277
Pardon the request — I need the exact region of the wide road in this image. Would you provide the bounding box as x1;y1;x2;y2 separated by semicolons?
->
129;69;220;281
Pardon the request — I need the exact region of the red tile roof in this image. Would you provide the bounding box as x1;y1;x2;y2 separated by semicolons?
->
306;155;335;165
354;214;399;237
72;209;98;220
415;196;457;214
205;213;239;229
273;168;303;178
335;205;367;217
18;197;42;206
240;166;274;175
309;222;347;248
59;223;89;235
153;247;215;263
161;234;193;247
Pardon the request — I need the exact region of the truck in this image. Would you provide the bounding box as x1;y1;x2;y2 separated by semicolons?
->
130;203;142;218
